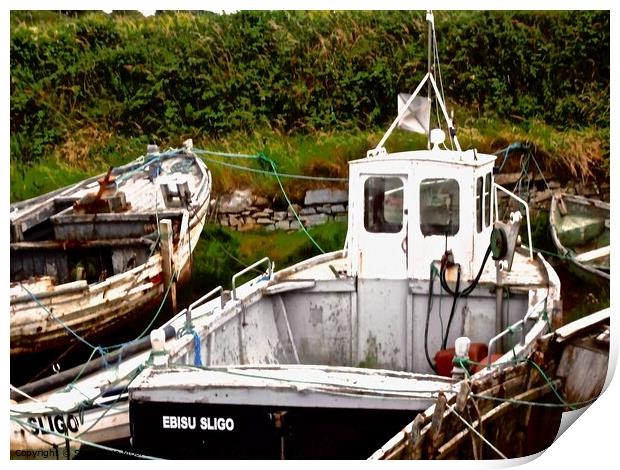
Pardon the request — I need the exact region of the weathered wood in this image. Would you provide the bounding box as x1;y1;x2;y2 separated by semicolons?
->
160;219;177;314
556;339;608;405
10;280;89;303
10;151;210;355
10;238;154;251
435;380;560;458
455;381;470;413
574;244;609;263
555;308;610;344
430;392;448;451
406;413;426;459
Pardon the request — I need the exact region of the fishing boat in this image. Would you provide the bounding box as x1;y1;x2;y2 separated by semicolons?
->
11;11;573;460
122;11;569;458
10;140;211;356
370;309;609;460
549;192;610;284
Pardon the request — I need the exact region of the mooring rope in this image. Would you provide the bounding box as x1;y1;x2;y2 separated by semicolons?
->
10;415;162;460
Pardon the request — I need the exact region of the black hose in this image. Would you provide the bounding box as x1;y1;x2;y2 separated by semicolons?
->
440;245;492;298
441;264;461;350
424;264;438;373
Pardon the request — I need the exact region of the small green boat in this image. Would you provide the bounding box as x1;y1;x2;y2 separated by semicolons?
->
549;193;610;283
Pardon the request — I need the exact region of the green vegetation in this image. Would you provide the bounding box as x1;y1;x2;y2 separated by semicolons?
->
10;10;609;179
184;222;347;301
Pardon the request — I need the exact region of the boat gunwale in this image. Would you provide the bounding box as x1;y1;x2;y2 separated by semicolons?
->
549;192;610;281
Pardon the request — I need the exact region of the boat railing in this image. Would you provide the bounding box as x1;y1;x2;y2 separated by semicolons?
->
486;296;547;368
232;256;273;301
493;182;533;260
185;285;225;325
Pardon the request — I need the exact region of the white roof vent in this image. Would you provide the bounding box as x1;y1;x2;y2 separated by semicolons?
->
430;129;446;150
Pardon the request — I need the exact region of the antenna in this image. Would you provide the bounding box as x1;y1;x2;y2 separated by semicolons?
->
426;10;434;150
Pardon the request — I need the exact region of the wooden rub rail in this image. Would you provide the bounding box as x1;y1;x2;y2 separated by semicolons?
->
373;362;561;460
370;311;610;460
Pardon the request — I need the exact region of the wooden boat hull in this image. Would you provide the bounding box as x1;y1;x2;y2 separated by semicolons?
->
549;193;610;284
370;309;610;460
10;148;211;356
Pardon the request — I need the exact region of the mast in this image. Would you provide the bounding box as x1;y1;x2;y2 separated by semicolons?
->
426;10;434;150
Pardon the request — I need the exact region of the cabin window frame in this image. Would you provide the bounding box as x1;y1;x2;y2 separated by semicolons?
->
419;178;460;237
484;172;492;228
476;176;483;233
363;176;405;234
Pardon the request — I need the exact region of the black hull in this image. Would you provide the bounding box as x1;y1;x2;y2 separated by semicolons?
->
130;400;415;459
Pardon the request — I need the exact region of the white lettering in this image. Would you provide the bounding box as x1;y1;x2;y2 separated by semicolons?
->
166;415;235;432
197;416;235;432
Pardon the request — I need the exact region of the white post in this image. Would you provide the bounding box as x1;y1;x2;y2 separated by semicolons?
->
372;72;431;154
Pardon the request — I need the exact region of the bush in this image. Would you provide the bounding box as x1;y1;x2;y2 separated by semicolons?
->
10;10;609;165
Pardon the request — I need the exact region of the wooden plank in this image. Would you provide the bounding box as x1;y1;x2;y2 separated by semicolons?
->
435;380;559;458
10;280;89;303
160;219;177;313
11;238;154;251
406;413;426;459
574;245;610;263
554;309;610;344
430;392;448;450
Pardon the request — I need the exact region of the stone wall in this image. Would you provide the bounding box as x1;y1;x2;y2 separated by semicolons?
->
494;172;610;212
213;188;348;232
210;177;608;232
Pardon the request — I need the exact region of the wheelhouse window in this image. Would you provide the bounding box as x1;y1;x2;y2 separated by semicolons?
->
420;178;460;236
476;177;483;233
484;172;492;227
364;177;404;233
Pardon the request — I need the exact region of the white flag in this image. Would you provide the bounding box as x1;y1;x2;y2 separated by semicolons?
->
397;93;431;134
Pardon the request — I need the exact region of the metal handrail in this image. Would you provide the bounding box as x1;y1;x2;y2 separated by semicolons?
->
185;286;224;325
486;297;547;368
232;257;273;301
493;182;533;260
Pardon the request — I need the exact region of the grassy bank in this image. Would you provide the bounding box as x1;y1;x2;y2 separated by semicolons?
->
10;119;608;205
180;222;347;306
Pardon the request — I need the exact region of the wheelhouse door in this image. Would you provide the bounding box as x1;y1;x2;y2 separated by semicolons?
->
355;173;409;370
357;174;408;279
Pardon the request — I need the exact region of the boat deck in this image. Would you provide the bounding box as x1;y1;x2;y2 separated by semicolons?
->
56;155;206;214
130;364;456;410
277;247;549;289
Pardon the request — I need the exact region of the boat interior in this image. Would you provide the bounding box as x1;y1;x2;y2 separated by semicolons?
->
10;149;210;287
160;145;561;382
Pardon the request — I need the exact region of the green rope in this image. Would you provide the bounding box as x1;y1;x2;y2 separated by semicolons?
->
258;152;325;254
66;348;99;390
70;364;146;440
198;154;347;182
462;356;577;410
21;285;103;353
131;269;178;342
470;393;596;409
526;358;577;410
525;245;573;261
